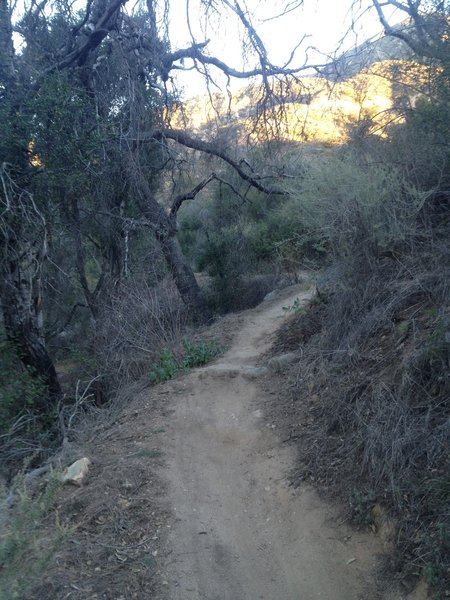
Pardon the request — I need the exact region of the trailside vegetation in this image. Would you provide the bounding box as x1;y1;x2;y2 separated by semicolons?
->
0;1;448;596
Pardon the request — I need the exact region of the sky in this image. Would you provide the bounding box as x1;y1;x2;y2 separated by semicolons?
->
166;0;398;96
11;0;398;97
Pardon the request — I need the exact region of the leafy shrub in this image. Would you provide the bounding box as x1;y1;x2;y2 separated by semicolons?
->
287;155;429;259
246;196;327;271
196;228;251;311
282;297;307;315
148;349;179;384
181;338;222;368
149;338;223;383
348;489;376;527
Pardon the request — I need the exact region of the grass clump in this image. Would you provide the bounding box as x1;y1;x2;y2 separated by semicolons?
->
149;338;223;383
0;476;67;599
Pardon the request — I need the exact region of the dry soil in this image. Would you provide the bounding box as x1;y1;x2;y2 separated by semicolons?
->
155;286;390;600
39;284;429;599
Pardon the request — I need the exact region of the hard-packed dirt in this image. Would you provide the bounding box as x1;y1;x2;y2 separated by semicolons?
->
156;286;384;599
33;283;429;599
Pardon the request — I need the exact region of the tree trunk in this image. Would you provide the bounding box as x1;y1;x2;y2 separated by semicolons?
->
1;6;61;402
127;152;212;323
158;232;212;324
0;240;61;401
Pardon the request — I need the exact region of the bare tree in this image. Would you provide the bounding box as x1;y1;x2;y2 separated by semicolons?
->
113;0;321;321
369;0;450;61
0;0;325;392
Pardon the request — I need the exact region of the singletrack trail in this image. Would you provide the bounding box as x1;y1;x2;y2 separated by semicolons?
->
157;285;382;600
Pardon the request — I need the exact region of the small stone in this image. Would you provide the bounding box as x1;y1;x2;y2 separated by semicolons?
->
61;458;91;486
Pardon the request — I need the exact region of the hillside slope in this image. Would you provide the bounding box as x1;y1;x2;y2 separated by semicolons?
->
170;30;428;144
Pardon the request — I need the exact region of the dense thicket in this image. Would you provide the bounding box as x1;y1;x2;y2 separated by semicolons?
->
0;0;296;470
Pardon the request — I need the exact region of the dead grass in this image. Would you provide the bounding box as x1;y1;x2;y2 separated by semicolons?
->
266;253;449;598
96;277;189;386
22;385;172;599
0;476;67;600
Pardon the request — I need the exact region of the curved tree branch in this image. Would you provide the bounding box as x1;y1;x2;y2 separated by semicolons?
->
165;43;326;80
153;129;288;196
371;0;450;61
169;174;216;218
36;0;129;85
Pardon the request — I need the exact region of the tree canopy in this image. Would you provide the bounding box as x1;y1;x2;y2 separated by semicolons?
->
1;0;448;395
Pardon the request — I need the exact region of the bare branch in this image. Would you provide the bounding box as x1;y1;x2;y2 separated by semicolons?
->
168;43;326;80
261;1;305;23
212;174;250;204
222;0;268;64
153;129;288;196
370;0;450;60
169;174;215;218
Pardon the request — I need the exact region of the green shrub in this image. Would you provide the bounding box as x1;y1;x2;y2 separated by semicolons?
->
182;338;222;368
289;156;429;259
149;338;223;383
246;195;327;269
348;489;376;527
282;298;305;314
148;349;179;384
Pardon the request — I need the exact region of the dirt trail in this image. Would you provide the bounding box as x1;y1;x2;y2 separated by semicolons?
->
157;285;387;600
